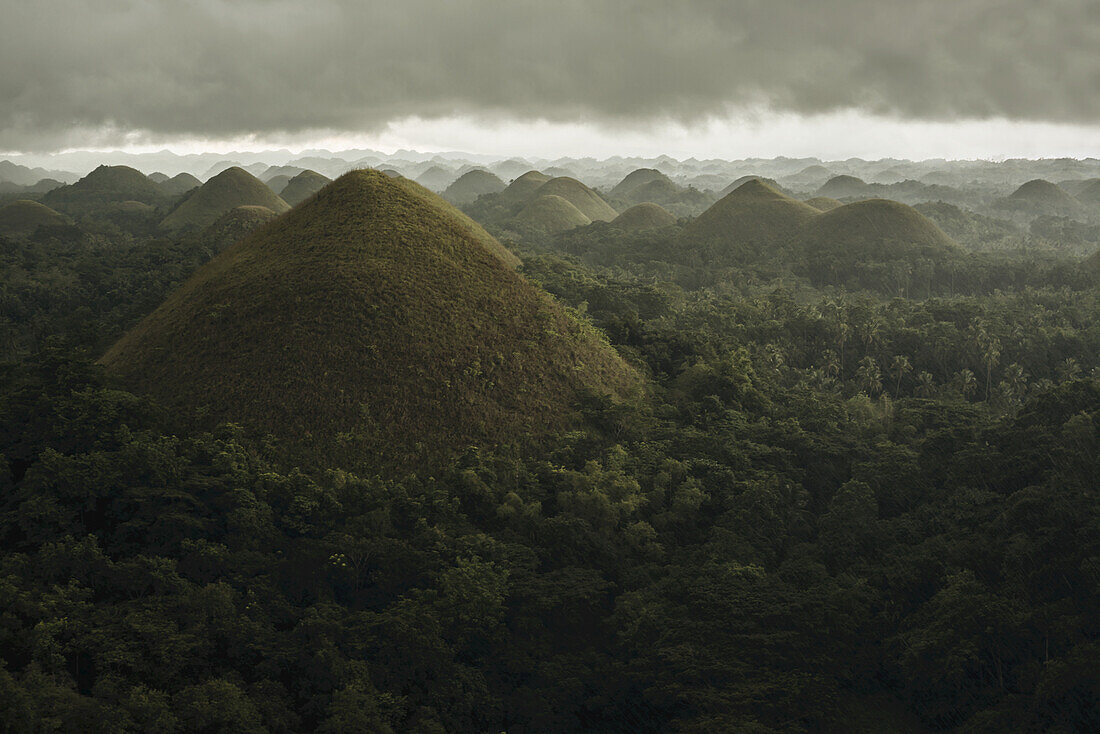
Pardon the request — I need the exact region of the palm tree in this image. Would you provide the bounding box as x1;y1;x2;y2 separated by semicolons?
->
915;371;936;398
890;355;912;397
1058;357;1082;383
857;356;882;396
954;369;977;399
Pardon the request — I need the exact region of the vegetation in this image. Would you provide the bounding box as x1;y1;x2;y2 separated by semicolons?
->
1;156;1099;732
0;200;68;236
512;194;592;234
199;205;279;252
611;202;677;231
442;169;506;206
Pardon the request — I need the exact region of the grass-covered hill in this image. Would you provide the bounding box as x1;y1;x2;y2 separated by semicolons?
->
719;175;784;197
160;167;290;232
1077;179;1100;204
612;202;676;231
158;172;202;197
413;165;456;192
199;204;279;252
101;170;637;471
610;168;674;199
42;165;167;213
816;174;871;198
796;198;960;273
0;199;68;236
146;172;169;184
622;178;682;206
442;169;506;206
679;179;821;263
997;179;1085;217
264;174;293;195
278;170;332;207
533;177;619;222
805;196;844;211
512;194;592;233
497;170;552;206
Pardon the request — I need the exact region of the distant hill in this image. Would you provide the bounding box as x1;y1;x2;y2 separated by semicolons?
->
624;178;682;206
279;170;332;207
796;198;960;267
147;172;170;184
265;175;293;195
497;171;551;206
442;169;506;206
200;205;279;252
43;165;167;213
996;179;1084;217
817;175;871;198
201;161;267;180
611;202;676;231
720;176;784;197
512;194;592;233
160;167;290;232
1077;179;1100;204
158;172;202;197
610;168;673;199
414;165;456;192
0;199;68;236
533;177;618;221
491;158;535;180
679;179;821;263
913;202;1020;250
101;170;637;471
805;196;843;211
261;165;307;182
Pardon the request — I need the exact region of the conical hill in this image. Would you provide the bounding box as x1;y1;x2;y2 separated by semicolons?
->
796;198;959;264
533;177;619;221
611;168;673;199
679;179;821;262
160;172;202;197
512;194;592;233
612;203;676;231
43;165;166;213
497;171;552;206
443;169;506;206
200;205;279;252
0;199;68;236
279;170;332;207
160;167;290;231
100;170;637;471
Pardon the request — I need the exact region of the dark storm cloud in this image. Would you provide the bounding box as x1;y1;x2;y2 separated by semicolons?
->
1;0;1097;150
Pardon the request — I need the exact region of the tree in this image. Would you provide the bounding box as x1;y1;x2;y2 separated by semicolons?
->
890;355;912;397
915;371;936;398
857;356;882;396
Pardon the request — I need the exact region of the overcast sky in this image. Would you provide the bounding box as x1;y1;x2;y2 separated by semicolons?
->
2;0;1098;159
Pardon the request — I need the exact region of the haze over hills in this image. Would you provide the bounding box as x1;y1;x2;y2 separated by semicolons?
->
160;167;290;231
158;172;202;197
100;170;637;471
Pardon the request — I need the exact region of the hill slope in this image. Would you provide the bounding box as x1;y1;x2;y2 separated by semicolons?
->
159;172;202;197
278;170;332;207
533;177;619;221
0;199;68;235
512;194;592;233
611;168;674;199
443;170;506;206
160;167;290;231
612;202;677;231
679;179;821;262
497;171;552;206
43;165;166;213
200;205;279;252
817;175;871;198
796;198;960;265
101;170;637;471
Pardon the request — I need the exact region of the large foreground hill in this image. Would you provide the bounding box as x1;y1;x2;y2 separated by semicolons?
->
101;170;638;471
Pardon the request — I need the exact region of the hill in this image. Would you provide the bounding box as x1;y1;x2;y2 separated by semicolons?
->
796;198;960;266
817;175;871;198
611;202;676;231
147;172;170;184
624;178;682;206
159;172;202;197
497;170;551;206
0;199;68;236
533;177;619;221
200;205;280;252
805;196;843;211
414;165;456;192
42;165;166;213
679;179;821;262
610;168;674;199
160;167;290;232
1077;179;1100;205
719;175;784;197
1008;179;1080;206
265;174;293;195
442;169;506;206
100;170;638;471
278;170;332;207
511;194;592;233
